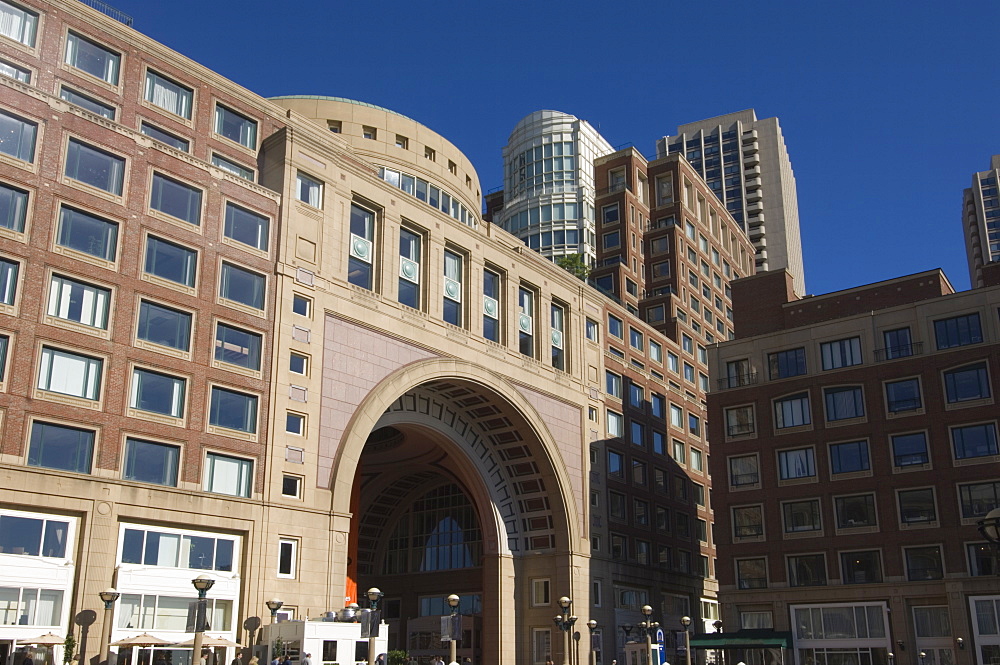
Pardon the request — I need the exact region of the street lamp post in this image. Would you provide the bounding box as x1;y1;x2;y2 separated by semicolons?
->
586;620;598;665
447;594;460;665
191;576;216;665
366;588;383;665
680;616;692;665
638;606;659;665
265;599;284;625
553;597;577;665
98;588;121;665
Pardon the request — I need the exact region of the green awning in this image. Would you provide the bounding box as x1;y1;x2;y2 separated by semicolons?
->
688;630;793;649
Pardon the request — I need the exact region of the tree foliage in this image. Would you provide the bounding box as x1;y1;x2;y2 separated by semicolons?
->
555;254;590;281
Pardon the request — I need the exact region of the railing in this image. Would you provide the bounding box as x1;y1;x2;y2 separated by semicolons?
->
78;0;133;25
596;182;630;197
730;472;760;487
727;423;756;437
888;398;922;413
874;341;923;361
735;525;763;538
717;371;758;390
738;577;768;590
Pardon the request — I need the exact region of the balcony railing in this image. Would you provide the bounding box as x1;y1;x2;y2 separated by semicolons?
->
597;182;630;197
735;525;764;538
717;371;758;390
728;423;756;437
78;0;133;25
731;472;760;487
874;341;924;362
887;398;922;413
738;577;768;590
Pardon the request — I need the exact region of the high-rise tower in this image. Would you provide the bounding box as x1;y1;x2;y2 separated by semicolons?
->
657;110;805;295
962;154;1000;288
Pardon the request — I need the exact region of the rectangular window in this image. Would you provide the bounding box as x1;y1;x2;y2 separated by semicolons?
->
289;352;307;375
821;337;862;370
585;318;598;341
551;303;565;370
144;70;192;118
726;405;755;436
951;422;998;460
47;274;109;329
277;538;297;577
65;32;119;84
150;173;201;225
286;412;305;436
788;554;827;587
891;431;928;467
651;393;665;418
778;447;815;480
886;378;922;412
905;546;942;581
729;454;759;487
203;452;252;497
0;1;37;45
0;109;36;162
214;322;261;370
296;171;322;208
733;505;763;538
651;430;665;455
282;475;301;498
630;421;644;447
483;267;501;342
944;363;990;403
518;286;534;357
65;139;124;195
775;392;811;428
443;250;463;326
137;300;191;351
672;439;686;464
349;203;375;290
219;262;265;310
214;104;257;149
607;410;623;438
883;327;913;359
737;558;767;589
59;87;115;119
768;348;807;379
145;236;196;287
211;153;253;181
829;440;870;474
131;368;185;418
28;421;94;473
140;122;189;152
58;207;118;261
38;347;102;400
959;481;1000;519
824;386;865;421
783;499;821;533
969;543;994;576
628;382;643;408
670;404;683;428
608;314;623;339
898;488;936;524
934;313;982;349
835;494;877;528
224;202;269;251
629;327;643;351
119;526;235;571
530;578;550;606
608;492;626;520
123;438;179;486
209;386;257;433
841;550;882;584
292;294;310;317
398;228;422;309
607;450;623;478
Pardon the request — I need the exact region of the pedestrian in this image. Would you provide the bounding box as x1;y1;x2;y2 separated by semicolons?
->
270;655;279;665
301;655;311;665
280;656;291;665
375;655;384;665
248;658;259;665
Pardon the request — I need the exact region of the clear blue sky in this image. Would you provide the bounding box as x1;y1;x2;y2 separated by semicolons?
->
110;0;999;295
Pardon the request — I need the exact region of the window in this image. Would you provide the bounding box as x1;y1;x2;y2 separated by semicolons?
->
628;382;643;408
651;393;665;418
0;58;27;82
969;543;995;576
28;421;94;473
667;352;679;373
778;447;815;480
783;499;821;533
670;404;683;428
145;236;196;287
214;104;257;149
631;460;646;485
883;327;913;359
551;303;565;370
825;387;864;421
944;362;990;403
394;134;408;149
891;431;928;467
277;538;297;577
602;203;619;225
150;173;202;225
60;87;115;119
0;1;37;45
292;294;311;317
65;32;120;84
729;455;759;487
788;554;827;586
219;262;265;310
530;578;550;606
690;448;703;472
741;612;773;630
835;494;877;528
144;70;192;118
398;228;422;309
137;300;191;352
0;510;70;560
286;412;305;436
209;386;257;433
204;452;252;497
683;362;695;382
47;274;109;329
131;368;185;418
904;546;943;581
608;491;626;520
443;250;462;326
885;378;922;412
140;122;189;152
349;203;375;290
518;286;534;357
732;505;763;538
607;450;624;478
607;314;623;340
65;139;124;195
214;322;261;370
211;153;253;181
934;313;982;349
774;392;811;428
123;438;179;486
841;550;882;584
585;318;598;341
688;414;701;436
362;125;376;140
682;334;693;353
119;526;235;571
951;422;998;460
736;558;767;589
630;421;644;447
0;109;36;162
898;488;936;524
959;481;1000;519
224;202;269;251
38;346;102;400
629;328;643;351
651;430;665;455
296;171;322;208
726;405;755;436
821;337;862;370
607;410;623;437
282;475;301;498
57;207;118;262
829;440;870;474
